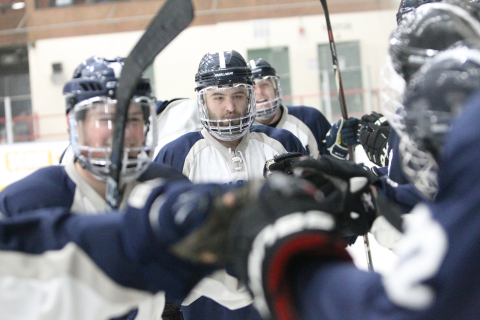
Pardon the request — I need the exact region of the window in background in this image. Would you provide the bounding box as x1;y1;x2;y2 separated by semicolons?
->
318;41;363;120
0;46;32;143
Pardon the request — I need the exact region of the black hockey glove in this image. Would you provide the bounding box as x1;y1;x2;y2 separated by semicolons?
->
290;155;378;236
325;117;359;160
358;111;390;167
263;152;309;178
229;174;354;320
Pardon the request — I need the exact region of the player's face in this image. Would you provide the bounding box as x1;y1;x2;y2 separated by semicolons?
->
204;87;249;125
254;78;276;111
78;102;146;156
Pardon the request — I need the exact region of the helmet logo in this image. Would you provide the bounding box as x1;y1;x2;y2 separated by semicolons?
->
214;72;234;77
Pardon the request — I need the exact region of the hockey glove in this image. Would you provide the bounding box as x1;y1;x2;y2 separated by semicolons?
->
290;155;378;236
168;180;264;266
358;111;390;166
325;117;359;160
124;178;266;268
263;152;309;178
229;174;354;320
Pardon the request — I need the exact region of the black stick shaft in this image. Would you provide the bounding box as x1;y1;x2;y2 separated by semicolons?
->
319;0;374;272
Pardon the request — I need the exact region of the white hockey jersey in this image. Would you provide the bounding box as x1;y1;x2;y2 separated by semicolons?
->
155;126;307;185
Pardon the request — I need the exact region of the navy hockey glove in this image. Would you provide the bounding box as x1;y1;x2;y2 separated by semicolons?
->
263;152;308;178
229;174;354;320
325;117;359;160
358;111;390;166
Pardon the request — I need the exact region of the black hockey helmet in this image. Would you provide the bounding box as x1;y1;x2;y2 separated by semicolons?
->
195;51;256;141
249;59;278;79
400;44;480;198
63;56;152;114
443;0;480;21
396;0;442;25
195;50;253;92
389;3;480;82
248;58;283;120
64;56;157;183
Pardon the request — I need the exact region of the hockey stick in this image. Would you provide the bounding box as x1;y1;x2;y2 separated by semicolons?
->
318;0;375;271
106;0;194;209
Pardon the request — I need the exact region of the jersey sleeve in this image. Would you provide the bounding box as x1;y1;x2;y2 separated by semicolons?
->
294;262;417;320
251;125;308;155
0;166;75;218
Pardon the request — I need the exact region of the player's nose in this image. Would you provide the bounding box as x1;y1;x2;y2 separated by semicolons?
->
224;96;236;111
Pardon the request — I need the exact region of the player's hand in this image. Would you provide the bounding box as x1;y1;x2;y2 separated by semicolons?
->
358;111;390;166
263;152;309;178
291;155;378;236
325;118;359;160
168;180;264;266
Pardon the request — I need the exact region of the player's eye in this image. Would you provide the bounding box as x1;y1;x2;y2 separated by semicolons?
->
127;117;143;125
98;117;113;123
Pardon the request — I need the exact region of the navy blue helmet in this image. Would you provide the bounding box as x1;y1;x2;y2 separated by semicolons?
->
389;3;480;82
195;51;256;141
64;56;157;182
195;50;253;92
396;0;442;25
63;56;152;114
400;44;480;198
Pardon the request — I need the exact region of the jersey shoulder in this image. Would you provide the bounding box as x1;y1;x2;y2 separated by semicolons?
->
286;105;331;154
0;166;76;217
250;125;307;155
154;131;205;173
286;106;331;133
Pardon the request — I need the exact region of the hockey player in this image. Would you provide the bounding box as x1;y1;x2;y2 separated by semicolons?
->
154;50;306;320
0;56;188;215
373;1;480;208
248;59;330;159
249;58;358;160
228;45;480;320
155;51;307;184
0;56;188;319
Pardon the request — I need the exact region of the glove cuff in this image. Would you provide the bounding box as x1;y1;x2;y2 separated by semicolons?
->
246;211;352;320
329;144;350;160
